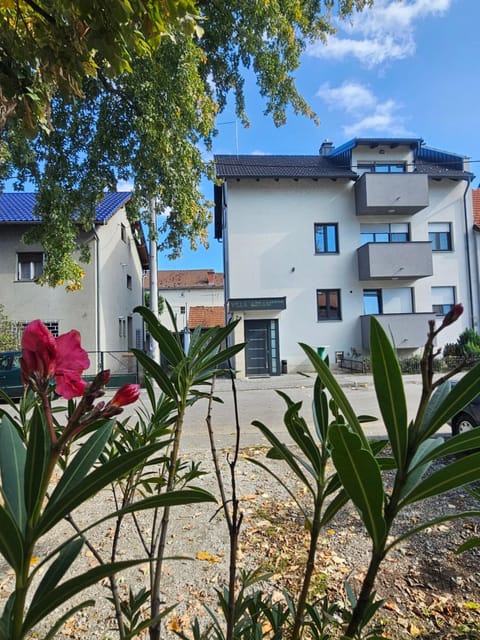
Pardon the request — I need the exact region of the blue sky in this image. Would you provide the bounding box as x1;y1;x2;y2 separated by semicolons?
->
166;0;479;274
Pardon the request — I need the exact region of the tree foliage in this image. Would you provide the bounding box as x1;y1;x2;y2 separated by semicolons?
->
1;0;373;288
0;0;200;132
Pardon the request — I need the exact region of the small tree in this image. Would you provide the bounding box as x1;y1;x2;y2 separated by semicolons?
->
0;305;22;351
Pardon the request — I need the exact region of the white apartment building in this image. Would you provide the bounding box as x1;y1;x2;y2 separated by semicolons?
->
214;138;478;377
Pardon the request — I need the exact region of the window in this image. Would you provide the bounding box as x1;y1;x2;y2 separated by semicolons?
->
118;317;126;338
432;286;455;315
363;288;413;315
126;274;132;289
317;289;341;321
429;222;452;251
121;223;127;243
357;163;406;174
17;253;43;281
363;289;382;315
21;321;58;337
314;223;338;254
360;223;409;245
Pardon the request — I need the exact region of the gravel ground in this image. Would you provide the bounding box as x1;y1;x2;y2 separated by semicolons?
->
2;440;480;640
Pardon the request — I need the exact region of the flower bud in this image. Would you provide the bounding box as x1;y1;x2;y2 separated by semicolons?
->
441;303;464;328
110;384;141;408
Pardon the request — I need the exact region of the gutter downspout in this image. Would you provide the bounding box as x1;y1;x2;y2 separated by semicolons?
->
93;227;102;365
462;178;475;329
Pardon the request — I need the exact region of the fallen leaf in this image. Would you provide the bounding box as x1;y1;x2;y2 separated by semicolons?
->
196;551;222;563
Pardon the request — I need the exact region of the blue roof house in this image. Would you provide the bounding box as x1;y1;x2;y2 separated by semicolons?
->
0;192;148;375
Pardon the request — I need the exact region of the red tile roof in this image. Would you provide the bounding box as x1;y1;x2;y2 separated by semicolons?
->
473;189;480;227
144;269;224;289
188;306;225;329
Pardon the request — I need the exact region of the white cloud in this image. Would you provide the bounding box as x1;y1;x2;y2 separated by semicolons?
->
317;81;412;137
343;100;411;137
116;179;135;191
307;0;452;67
317;81;376;112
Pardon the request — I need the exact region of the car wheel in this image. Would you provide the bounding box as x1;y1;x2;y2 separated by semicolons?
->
452;412;476;436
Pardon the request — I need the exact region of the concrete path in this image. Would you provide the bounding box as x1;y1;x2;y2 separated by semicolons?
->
157;368;453;451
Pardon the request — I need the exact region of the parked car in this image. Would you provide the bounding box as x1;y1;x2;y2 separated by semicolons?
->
0;351;23;399
448;380;480;435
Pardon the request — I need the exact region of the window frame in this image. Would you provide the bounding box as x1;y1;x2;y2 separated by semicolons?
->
314;223;339;255
357;162;406;174
428;222;452;251
360;222;409;245
316;289;341;321
17;252;44;281
431;286;455;315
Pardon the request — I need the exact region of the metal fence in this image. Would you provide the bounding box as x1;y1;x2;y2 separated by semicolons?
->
85;351;140;387
338;355;480;375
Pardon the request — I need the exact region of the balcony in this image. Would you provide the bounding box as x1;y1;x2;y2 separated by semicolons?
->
357;242;433;280
360;313;437;350
355;173;429;216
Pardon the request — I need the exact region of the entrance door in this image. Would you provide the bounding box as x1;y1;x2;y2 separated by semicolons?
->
245;319;279;376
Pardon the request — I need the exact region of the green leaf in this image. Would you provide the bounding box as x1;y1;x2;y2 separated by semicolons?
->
24;408;51;520
0;414;27;532
132;348;178;400
38;442;164;535
400;439;441;499
42;600;95;640
277;391;322;475
247;456;312;523
457;537;480;554
370;316;408;468
32;539;83;602
117;488;217;516
252;420;313;493
0;504;24;572
402;451;480;506
330;424;386;549
312;377;329;442
134;306;184;364
416;363;480;442
48;422;113;510
415;429;480;463
320;488;349;527
22;559;148;634
300;344;369;449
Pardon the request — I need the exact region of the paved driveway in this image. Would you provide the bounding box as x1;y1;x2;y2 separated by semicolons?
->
163;369;453;451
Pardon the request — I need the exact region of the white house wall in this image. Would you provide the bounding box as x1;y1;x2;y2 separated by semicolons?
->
0;205;145;366
0;226;96;348
95;207;144;353
158;287;225;332
224;177;475;375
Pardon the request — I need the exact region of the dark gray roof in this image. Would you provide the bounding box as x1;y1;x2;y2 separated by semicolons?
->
215;138;474;182
214;155;356;179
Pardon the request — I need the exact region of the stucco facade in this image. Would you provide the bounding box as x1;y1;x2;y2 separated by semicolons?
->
145;269;224;333
215;138;478;377
0;192;148;375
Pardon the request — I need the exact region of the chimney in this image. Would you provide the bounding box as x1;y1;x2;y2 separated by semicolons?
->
319;140;334;156
207;269;215;286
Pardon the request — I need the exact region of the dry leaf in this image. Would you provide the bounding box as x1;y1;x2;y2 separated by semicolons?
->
196;551;222;563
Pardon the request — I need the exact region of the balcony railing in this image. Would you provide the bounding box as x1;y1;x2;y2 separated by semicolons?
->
355;172;429;215
357;241;433;280
360;313;437;350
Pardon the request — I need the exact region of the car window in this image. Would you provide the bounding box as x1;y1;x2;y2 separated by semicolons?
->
0;354;12;370
12;354;21;369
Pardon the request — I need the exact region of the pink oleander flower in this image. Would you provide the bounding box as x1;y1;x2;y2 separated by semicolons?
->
21;320;90;399
110;384;141;408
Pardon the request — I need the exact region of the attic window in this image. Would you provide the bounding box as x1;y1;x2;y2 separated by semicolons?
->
121;223;127;243
17;252;43;281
